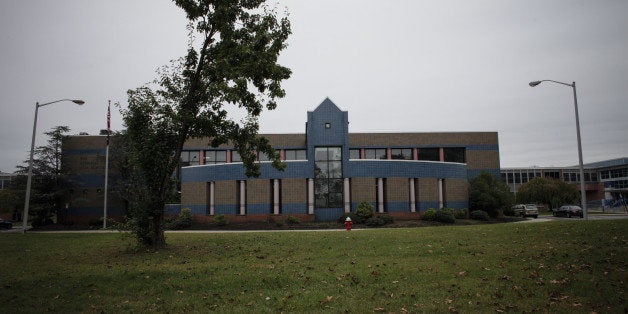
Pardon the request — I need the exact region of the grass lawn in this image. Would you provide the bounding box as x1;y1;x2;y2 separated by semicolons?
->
1;220;626;313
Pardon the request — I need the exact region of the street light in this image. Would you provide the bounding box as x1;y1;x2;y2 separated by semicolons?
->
23;99;85;233
529;80;587;219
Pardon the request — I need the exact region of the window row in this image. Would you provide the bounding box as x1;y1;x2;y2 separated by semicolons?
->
349;147;466;163
503;170;599;184
600;168;628;180
180;149;307;166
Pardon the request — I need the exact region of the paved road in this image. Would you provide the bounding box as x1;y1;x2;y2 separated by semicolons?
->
516;213;628;223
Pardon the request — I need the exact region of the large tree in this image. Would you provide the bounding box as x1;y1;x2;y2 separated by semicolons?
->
122;0;291;248
469;171;513;218
516;177;580;210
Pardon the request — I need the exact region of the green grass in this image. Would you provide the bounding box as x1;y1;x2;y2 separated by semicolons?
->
1;220;627;313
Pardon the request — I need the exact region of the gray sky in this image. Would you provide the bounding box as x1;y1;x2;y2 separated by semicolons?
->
1;0;627;173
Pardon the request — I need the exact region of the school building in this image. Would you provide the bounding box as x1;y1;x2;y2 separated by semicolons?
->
61;98;500;224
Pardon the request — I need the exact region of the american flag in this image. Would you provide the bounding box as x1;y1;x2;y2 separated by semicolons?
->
106;100;111;145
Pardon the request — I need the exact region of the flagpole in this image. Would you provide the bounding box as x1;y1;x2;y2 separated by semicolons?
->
103;100;111;229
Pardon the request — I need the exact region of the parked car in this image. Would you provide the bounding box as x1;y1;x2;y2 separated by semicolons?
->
554;205;583;218
0;219;13;229
512;204;539;218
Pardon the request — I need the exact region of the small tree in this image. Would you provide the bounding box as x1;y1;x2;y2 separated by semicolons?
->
469;172;513;218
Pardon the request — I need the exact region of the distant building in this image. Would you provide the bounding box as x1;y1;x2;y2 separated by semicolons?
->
0;171;15;190
62;98;501;224
501;157;628;210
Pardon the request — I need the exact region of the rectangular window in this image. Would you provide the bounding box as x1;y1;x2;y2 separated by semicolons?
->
443;147;465;163
181;151;200;166
349;149;361;159
418;148;440;161
284;149;306;161
205;150;227;164
391;148;412;160
314;146;343;208
231;150;241;162
364;148;386;160
545;171;560;179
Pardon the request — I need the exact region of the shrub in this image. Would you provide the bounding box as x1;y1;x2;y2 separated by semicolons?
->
435;208;456;223
365;217;385;227
355;202;375;221
378;214;394;224
422;208;456;223
502;206;515;217
214;214;228;226
421;208;438;221
88;217;120;229
285;215;300;225
365;214;394;227
471;210;490;221
165;208;192;230
453;208;468;219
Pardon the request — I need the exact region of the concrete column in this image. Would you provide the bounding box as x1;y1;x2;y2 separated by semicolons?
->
239;180;246;215
377;178;384;213
308;178;314;215
273;179;280;215
209;181;215;215
409;178;416;212
438;178;444;209
344;178;351;213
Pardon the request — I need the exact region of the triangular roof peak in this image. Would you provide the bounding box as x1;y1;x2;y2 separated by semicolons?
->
312;97;343;113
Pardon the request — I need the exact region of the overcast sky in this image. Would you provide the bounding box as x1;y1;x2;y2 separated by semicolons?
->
1;0;627;173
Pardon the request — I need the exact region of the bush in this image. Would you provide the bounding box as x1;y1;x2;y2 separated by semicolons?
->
214;214;228;226
453;208;468;219
365;217;385;227
471;210;490;221
355;202;375;221
421;208;437;221
502;206;515;217
165;208;192;230
365;214;394;227
285;215;300;225
435;208;455;223
88;217;120;229
422;208;455;223
378;214;394;224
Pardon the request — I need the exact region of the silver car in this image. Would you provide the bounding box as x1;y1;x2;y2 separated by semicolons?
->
554;205;583;218
512;204;539;218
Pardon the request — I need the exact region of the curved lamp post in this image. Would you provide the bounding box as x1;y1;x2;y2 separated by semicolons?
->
529;80;587;219
23;99;85;233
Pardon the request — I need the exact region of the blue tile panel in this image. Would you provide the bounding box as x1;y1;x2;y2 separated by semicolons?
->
315;208;345;221
346;160;468;179
64;149;107;155
63;206;125;216
182;161;313;183
182;160;469;183
281;204;308;214
66;174;106;188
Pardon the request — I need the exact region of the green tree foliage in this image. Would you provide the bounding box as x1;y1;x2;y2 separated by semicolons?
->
469;172;513;218
121;0;291;248
516;177;580;210
14;126;71;226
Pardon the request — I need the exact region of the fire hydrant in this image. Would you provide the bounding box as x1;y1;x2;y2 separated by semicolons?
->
344;217;353;231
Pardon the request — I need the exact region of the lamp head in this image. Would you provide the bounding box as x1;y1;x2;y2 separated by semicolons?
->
72;100;85;105
529;81;542;87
